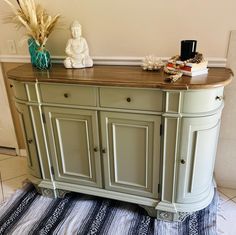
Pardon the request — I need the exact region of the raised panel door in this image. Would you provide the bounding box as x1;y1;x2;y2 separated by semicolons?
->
44;107;102;188
15;103;41;178
100;111;161;198
176;113;221;203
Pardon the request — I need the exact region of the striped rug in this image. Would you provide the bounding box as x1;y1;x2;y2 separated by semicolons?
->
0;184;218;235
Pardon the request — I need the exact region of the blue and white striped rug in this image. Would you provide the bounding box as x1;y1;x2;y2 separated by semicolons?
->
0;184;217;235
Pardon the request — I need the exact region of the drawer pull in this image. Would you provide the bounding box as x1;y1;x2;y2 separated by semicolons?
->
93;147;98;152
27;139;33;144
215;96;223;101
64;93;69;98
180;159;185;164
102;148;106;154
126;97;131;102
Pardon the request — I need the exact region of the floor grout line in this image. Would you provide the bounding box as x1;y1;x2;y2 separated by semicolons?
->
0;155;26;162
0;157;16;162
230;197;236;204
217;188;236;200
1;174;28;183
0;155;28;182
2;174;28;200
218;192;231;205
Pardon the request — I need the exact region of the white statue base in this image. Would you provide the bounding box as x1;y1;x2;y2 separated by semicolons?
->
64;55;93;69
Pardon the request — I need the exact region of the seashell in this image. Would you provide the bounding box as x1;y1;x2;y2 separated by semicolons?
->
141;55;165;71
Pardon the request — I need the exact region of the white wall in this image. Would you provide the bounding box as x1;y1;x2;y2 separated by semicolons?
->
0;0;236;58
0;0;236;188
215;31;236;189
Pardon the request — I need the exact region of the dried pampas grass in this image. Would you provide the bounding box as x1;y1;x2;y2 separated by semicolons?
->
4;0;60;47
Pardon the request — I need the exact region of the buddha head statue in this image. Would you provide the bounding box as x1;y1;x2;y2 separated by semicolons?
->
70;20;82;39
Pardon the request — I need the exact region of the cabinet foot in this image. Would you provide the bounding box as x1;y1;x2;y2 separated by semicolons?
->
157;210;191;221
139;205;191;221
56;189;71;198
35;185;70;199
37;187;57;198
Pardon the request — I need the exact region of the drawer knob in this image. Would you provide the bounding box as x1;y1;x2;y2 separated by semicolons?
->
180;159;185;164
215;96;223;101
93;147;98;152
10;84;13;88
64;93;69;98
27;139;33;144
126;97;131;102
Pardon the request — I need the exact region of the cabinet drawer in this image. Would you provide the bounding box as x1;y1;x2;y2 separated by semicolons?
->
10;80;27;101
40;84;97;106
182;87;224;113
100;87;163;111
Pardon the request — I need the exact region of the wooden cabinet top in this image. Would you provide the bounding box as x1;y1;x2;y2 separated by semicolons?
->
7;63;233;90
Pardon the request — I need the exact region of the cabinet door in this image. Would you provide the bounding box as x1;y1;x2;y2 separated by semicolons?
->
15;103;41;178
44;107;102;188
176;114;221;203
100;112;161;198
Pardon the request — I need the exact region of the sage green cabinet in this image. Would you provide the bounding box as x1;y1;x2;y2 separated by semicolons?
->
15;103;41;178
43;107;102;188
9;78;228;221
100;112;161;198
176;113;221;204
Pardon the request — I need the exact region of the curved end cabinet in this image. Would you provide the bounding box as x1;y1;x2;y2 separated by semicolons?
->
7;64;232;221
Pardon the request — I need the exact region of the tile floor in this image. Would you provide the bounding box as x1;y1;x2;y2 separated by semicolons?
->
217;188;236;235
0;153;236;234
0;153;28;202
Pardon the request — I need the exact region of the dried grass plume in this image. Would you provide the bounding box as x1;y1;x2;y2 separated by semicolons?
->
3;0;60;47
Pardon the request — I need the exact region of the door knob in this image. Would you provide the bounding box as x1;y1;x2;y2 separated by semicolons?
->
64;93;69;98
215;96;223;101
126;97;131;102
180;159;185;164
93;147;98;152
102;148;106;154
27;139;33;144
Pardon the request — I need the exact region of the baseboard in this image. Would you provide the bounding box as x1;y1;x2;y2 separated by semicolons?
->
0;147;26;157
0;55;227;67
0;147;17;156
216;180;236;189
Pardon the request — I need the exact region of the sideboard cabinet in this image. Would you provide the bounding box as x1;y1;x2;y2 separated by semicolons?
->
7;64;232;221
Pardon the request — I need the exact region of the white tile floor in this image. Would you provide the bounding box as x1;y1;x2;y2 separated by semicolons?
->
0;153;27;202
0;153;236;234
217;187;236;235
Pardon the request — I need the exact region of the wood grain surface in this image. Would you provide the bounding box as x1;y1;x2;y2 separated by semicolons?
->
7;64;233;90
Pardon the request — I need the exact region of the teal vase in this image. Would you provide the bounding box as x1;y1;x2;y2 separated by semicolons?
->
28;38;51;70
